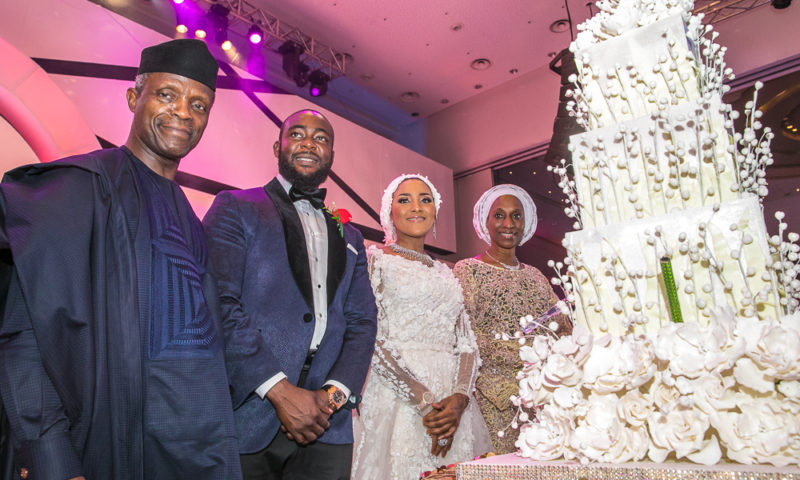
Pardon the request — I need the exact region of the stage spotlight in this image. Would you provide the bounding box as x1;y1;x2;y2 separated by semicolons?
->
278;40;310;87
221;40;233;51
208;3;230;47
195;29;207;39
308;70;330;97
771;0;791;7
176;24;188;34
173;0;185;4
248;25;264;45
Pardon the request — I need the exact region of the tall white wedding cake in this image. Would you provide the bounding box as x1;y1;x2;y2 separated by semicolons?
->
513;0;800;467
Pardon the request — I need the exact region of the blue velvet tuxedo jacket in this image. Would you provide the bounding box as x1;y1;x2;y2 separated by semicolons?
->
203;178;377;453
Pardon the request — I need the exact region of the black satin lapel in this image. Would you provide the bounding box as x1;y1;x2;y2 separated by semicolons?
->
264;179;314;314
325;212;346;307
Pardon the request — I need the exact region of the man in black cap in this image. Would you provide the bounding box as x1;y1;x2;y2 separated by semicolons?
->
0;39;242;479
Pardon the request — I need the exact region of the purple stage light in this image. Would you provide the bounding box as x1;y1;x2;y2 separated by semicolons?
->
247;25;264;45
173;0;185;4
308;69;329;97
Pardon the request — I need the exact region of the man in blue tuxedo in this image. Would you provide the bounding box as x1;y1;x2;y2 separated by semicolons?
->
203;109;377;479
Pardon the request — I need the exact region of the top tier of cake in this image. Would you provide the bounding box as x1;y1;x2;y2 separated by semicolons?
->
564;8;745;230
571;14;701;132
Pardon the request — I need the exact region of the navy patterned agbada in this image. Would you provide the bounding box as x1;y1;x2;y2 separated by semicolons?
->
0;147;241;479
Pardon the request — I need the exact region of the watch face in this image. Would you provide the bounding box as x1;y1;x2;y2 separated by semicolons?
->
331;389;346;406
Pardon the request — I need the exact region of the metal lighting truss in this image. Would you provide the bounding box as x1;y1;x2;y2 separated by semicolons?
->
194;0;347;78
693;0;772;24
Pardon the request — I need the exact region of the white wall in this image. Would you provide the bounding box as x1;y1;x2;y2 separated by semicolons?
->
425;64;561;173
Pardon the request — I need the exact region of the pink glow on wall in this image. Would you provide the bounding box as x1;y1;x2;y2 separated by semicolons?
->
0;37;99;163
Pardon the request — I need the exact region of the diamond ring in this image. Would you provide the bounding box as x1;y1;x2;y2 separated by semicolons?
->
437;438;449;447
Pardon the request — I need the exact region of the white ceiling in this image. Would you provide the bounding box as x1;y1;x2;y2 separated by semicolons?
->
248;0;593;118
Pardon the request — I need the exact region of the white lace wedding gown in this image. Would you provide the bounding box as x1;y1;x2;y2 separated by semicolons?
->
352;247;492;480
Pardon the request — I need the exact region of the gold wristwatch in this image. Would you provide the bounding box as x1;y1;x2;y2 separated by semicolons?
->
322;384;348;411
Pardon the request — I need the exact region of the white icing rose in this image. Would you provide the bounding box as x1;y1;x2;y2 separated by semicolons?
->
519;345;545;367
654;323;707;378
623;426;651;462
733;357;775;393
518;370;549;406
655;314;743;378
542;353;583;388
617;389;653;427
712;397;800;466
551;323;593;366
777;380;800;413
516;404;573;461
582;336;627;393
690;371;741;414
520;335;552;367
647;406;719;464
553;386;585;410
649;371;680;412
619;335;657;389
583;334;655;393
746;316;800;380
600;7;640;36
570;393;639;462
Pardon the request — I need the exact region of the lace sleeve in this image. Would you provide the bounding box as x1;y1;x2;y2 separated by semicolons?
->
452;306;480;398
368;254;437;415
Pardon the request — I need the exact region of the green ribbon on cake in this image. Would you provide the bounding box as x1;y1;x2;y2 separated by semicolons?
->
660;256;683;323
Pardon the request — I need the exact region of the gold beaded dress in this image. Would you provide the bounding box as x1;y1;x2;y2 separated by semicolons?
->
453;258;573;454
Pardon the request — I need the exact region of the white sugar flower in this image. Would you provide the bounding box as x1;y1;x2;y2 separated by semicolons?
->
690;371;741;414
542;353;584;388
583;334;656;393
649;371;681;412
617;389;653;427
553;386;585;410
746;316;800;380
518;370;550;406
647;405;720;464
733;357;774;393
516;404;574;460
570;393;645;463
655;310;743;378
712;397;800;466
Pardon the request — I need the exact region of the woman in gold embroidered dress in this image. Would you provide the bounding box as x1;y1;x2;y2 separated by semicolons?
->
453;184;572;454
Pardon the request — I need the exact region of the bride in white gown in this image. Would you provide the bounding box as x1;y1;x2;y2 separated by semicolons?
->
352;174;491;479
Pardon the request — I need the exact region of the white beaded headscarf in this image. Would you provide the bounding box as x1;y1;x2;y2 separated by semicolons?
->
473;184;538;246
380;174;442;244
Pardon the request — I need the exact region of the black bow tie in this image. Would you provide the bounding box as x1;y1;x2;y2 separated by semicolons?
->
289;185;327;210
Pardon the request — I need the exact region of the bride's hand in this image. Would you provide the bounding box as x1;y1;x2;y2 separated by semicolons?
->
423;393;469;456
429;433;454;457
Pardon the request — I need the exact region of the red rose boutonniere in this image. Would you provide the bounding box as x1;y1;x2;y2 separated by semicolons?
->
324;203;352;237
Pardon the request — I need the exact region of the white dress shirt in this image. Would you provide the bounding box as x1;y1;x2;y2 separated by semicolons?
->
255;175;350;399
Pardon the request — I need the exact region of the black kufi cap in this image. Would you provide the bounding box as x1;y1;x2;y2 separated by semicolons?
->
137;39;219;91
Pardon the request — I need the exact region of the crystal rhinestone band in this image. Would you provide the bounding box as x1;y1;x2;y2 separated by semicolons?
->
456;457;800;480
